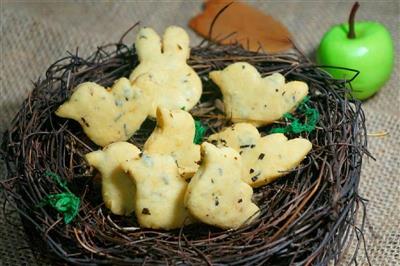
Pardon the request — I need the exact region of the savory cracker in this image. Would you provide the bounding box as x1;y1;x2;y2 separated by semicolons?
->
209;62;308;126
85;142;141;215
56;76;154;146
208;123;312;187
144;107;200;179
122;153;193;230
185;142;259;229
129;26;202;116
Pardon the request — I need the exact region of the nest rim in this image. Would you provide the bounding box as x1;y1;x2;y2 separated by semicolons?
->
0;32;370;265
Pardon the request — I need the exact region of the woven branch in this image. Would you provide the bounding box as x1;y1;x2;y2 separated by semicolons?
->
0;37;369;265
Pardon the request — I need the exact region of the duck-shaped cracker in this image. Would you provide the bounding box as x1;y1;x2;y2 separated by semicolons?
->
56;76;154;146
209;62;308;126
208;123;312;187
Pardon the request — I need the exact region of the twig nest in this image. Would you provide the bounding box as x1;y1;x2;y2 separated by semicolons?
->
0;31;367;264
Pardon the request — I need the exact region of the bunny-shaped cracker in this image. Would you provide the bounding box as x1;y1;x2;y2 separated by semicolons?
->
144;107;200;179
85;142;141;215
56;76;154;147
209;62;308;126
129;26;202;116
122;153;193;230
185;143;259;229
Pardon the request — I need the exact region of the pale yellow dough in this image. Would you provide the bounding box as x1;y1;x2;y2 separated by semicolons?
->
56;76;154;147
209;62;309;126
129;26;202;116
208;123;312;187
185;143;259;229
85;142;141;215
144;107;200;179
121;153;193;230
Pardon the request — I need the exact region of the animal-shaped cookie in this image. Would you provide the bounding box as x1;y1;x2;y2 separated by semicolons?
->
85;142;141;215
56;76;155;147
121;153;193;230
144;107;200;179
185;142;259;229
129;26;202;116
208;123;312;187
209;62;309;126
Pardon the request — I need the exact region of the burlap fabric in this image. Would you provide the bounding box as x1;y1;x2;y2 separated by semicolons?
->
1;1;398;265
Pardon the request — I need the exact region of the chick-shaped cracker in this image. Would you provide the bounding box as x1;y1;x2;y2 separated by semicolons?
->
144;107;200;179
129;26;202;117
121;153;192;230
85;142;141;215
185;142;259;229
56;76;154;147
208;123;312;187
209;62;309;126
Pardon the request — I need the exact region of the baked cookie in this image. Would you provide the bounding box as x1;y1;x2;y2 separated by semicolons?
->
56;76;154;146
208;123;312;187
129;26;202;116
85;142;141;215
185;142;259;229
209;62;308;126
144;107;200;179
122;153;193;230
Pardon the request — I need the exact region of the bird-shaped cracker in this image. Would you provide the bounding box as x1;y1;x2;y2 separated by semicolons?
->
122;153;193;230
56;76;154;147
85;142;141;215
144;107;200;179
209;62;309;126
208;123;312;187
185;142;259;229
129;26;202;117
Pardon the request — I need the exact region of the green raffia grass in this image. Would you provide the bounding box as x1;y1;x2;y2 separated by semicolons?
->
38;171;80;224
270;96;319;134
194;120;207;144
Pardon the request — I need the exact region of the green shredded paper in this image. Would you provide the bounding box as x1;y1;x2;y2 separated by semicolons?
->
194;120;207;144
270;96;319;134
39;171;80;224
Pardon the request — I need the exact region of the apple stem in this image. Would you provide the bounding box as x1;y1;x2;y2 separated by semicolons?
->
348;2;360;39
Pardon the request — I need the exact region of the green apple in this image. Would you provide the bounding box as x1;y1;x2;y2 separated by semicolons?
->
317;2;394;100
